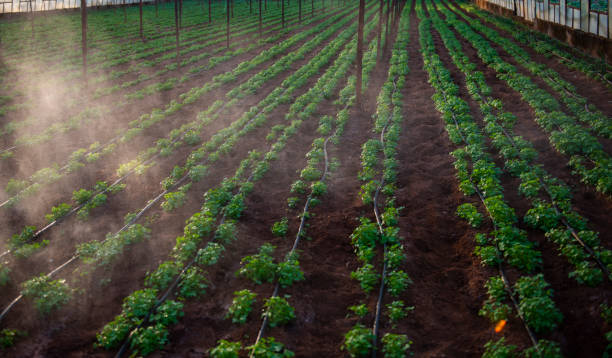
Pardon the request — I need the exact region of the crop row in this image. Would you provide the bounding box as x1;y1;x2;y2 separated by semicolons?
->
419;0;564;355
342;2;413;357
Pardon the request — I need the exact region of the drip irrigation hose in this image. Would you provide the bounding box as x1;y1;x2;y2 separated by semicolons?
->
369;84;395;358
249;136;331;358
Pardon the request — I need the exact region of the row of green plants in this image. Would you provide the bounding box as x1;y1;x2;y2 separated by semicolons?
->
437;0;612;197
446;0;612;140
342;3;413;358
421;1;564;355
456;0;612;89
435;0;611;287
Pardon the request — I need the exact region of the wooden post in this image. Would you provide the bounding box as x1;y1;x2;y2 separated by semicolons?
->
227;0;230;47
259;0;262;36
139;0;143;40
81;0;87;84
179;0;183;28
608;0;611;38
377;0;383;57
356;0;364;107
282;0;285;27
560;0;566;25
384;0;390;54
175;0;180;60
580;0;588;30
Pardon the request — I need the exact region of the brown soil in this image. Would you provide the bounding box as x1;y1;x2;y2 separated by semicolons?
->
0;1;610;357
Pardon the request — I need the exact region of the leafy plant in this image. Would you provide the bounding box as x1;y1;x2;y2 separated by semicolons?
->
196;242;225;266
145;260;183;291
247;337;294;358
456;203;483;227
0;263;10;286
0;329;25;349
237;244;277;284
342;324;374;357
381;333;412;358
130;323;169;356
514;274;563;333
351;264;378;293
263;296;295;327
21;274;72;314
95;314;132;349
178;267;208;299
151;300;184;326
271;217;289;237
45;203;72;223
386;270;412;297
386;300;413;324
210;339;242;358
348;304;369;318
482;337;518;358
226;289;257;324
122;288;158;320
277;253;305;288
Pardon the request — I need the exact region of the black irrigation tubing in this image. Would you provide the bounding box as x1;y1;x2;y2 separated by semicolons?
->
428;55;542;353
369;82;395;358
248;135;332;358
493;120;612;279
113;176;246;358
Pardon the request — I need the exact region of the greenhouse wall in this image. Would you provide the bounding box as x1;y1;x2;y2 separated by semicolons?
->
474;0;611;59
0;0;154;13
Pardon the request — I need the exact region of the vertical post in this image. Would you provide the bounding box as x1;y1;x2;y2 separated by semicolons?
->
179;0;183;28
377;0;383;57
356;0;364;107
139;0;143;40
155;0;158;17
81;0;87;85
227;0;230;47
175;0;179;60
384;0;390;54
299;0;302;22
608;0;611;38
259;0;262;36
580;0;588;30
282;0;285;27
560;0;566;25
